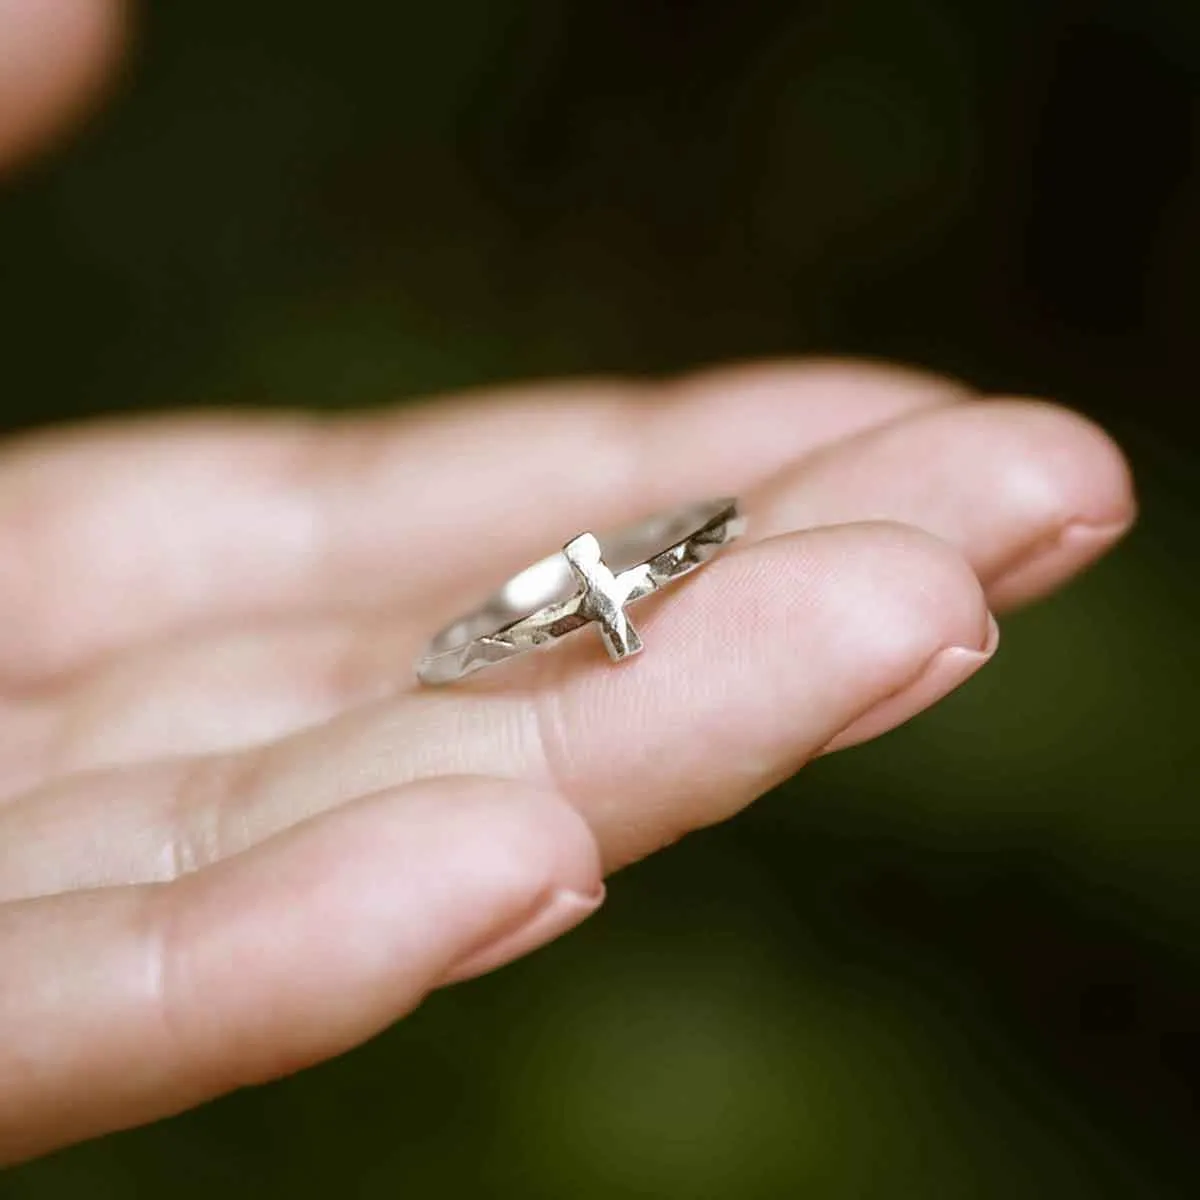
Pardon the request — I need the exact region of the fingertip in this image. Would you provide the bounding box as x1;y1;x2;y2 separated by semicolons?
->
542;520;994;868
746;393;1137;615
414;775;605;912
975;398;1137;527
709;521;994;761
159;775;603;1091
816;520;993;670
970;399;1137;608
987;516;1134;611
439;882;605;985
300;774;606;996
0;0;128;170
819;609;999;754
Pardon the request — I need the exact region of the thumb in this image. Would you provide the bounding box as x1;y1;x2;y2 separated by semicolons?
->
0;775;603;1164
0;0;127;171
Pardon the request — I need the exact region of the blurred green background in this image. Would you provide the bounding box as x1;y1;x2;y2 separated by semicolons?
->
2;0;1198;1195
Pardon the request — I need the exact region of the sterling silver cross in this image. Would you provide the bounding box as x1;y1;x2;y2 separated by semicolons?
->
415;498;744;685
563;532;651;661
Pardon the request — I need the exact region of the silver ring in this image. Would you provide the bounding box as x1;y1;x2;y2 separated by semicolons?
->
416;497;746;685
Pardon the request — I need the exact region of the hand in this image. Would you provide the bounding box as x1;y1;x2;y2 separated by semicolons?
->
0;0;1136;1164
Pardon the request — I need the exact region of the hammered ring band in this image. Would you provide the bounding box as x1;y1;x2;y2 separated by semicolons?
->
416;498;745;685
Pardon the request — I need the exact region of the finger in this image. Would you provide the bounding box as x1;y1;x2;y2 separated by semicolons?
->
11;398;1130;794
0;617;404;799
747;398;1136;611
0;361;967;683
0;775;602;1164
0;0;126;171
7;396;1127;796
0;523;994;896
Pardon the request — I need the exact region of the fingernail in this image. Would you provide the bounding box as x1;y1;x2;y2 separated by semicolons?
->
987;517;1134;603
439;885;606;986
819;613;1000;755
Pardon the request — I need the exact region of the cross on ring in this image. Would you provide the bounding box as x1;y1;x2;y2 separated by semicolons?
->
563;531;648;661
416;498;745;685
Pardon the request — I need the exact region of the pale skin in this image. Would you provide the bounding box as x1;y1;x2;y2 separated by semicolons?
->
0;0;1138;1165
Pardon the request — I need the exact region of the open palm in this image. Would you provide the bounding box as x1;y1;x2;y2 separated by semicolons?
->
0;0;1135;1163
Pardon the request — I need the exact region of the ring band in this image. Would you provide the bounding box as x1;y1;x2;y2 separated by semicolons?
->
415;497;746;685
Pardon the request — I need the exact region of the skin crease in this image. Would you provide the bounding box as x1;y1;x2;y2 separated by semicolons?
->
0;0;1137;1164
